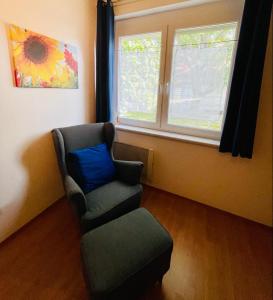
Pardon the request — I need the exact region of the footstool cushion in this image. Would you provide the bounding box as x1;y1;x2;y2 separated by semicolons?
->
80;208;173;300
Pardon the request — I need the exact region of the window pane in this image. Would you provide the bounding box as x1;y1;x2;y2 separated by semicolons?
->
168;24;237;131
118;32;162;123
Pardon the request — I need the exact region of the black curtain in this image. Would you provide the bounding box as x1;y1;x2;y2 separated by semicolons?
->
219;0;272;158
96;0;115;123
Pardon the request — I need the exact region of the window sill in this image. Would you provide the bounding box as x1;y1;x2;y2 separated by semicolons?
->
115;124;220;147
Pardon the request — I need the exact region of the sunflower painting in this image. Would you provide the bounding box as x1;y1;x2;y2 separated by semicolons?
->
9;24;78;88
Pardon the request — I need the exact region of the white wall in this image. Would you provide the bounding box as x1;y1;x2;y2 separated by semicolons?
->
0;0;97;242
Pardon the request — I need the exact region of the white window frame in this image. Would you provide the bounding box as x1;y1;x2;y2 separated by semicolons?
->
115;8;240;141
115;24;168;130
161;22;239;140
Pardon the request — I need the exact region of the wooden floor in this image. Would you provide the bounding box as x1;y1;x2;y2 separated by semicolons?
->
0;186;272;300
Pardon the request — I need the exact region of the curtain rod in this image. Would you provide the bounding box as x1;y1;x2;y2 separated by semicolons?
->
102;0;141;6
112;0;221;7
114;0;141;6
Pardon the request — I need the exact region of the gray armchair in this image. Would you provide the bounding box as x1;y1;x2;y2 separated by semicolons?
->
52;122;143;233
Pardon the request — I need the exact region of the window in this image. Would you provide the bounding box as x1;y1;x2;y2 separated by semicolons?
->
166;24;237;135
116;10;238;140
118;32;162;124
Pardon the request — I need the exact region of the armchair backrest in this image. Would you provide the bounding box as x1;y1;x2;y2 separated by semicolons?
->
52;122;115;179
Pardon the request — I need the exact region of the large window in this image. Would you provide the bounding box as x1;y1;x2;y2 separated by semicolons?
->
116;11;238;140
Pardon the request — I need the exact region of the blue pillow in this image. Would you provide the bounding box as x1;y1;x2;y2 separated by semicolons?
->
67;143;116;193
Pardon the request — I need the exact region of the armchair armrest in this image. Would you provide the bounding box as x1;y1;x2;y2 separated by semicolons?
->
64;175;87;216
113;160;143;185
80;211;100;233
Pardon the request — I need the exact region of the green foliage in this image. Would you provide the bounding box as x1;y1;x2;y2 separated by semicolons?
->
176;28;235;46
119;33;161;115
121;111;156;122
121;33;161;52
122;111;221;130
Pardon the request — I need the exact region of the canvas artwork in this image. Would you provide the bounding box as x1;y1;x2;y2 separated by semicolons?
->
9;24;78;88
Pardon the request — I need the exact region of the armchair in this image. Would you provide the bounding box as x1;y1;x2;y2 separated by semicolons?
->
52;122;143;233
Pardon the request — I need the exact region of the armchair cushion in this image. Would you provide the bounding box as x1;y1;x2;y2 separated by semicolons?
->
81;181;143;232
67;143;116;193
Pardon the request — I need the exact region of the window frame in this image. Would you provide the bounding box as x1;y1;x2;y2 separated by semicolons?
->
161;22;239;140
115;11;240;141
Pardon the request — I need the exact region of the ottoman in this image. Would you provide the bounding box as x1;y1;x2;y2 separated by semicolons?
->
80;208;173;300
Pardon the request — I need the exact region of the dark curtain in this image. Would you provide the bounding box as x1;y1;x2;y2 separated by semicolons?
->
219;0;272;158
96;0;115;123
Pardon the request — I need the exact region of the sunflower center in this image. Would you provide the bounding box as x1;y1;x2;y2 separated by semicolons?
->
24;36;49;64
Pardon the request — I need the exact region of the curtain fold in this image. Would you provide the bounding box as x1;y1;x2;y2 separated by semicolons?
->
96;0;115;123
219;0;272;158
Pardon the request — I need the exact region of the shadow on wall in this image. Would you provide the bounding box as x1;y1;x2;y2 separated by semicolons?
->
0;132;64;243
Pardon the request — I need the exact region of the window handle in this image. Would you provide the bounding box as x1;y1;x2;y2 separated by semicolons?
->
165;82;170;96
159;83;163;95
